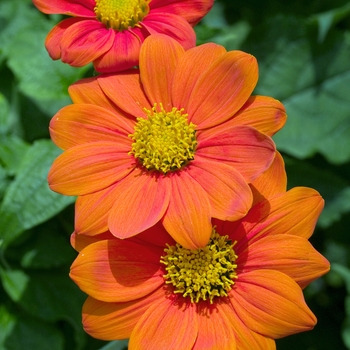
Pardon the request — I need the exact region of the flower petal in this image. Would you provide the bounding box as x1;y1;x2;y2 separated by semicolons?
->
82;286;166;340
230;270;317;338
48;142;135;195
70;239;163;302
238;234;330;289
70;231;115;252
189;157;252;221
197;125;276;182
60;20;114;67
172;43;226;109
108;168;170;239
97;71;152;117
50;104;134;150
188;51;258;129
162;171;212;249
140;34;184;110
250;151;287;205
193;304;236;350
129;298;198;350
32;0;95;16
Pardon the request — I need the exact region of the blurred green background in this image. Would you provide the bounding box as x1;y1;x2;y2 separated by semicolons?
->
0;0;350;349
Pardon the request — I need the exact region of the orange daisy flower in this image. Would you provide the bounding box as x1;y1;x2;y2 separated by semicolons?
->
70;176;329;348
32;0;213;72
48;35;283;248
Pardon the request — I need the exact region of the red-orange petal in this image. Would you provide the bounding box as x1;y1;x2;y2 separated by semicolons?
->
108;168;170;239
129;298;198;350
172;43;226;109
188;51;258;129
50;104;134;150
230;270;316;338
70;231;115;252
98;70;152;117
70;239;163;302
82;286;166;341
238;234;330;289
162;171;212;249
139;34;184;110
48;142;135;195
32;0;95;16
250;151;287;205
189;156;252;221
196;125;276;182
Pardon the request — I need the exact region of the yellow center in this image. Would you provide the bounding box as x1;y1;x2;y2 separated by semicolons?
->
129;103;197;174
94;0;150;31
160;229;238;304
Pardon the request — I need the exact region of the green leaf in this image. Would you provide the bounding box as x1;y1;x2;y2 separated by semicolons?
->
0;140;75;248
99;340;129;350
331;263;350;293
0;92;10;135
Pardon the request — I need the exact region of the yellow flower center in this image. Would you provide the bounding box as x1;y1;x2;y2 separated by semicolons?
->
94;0;150;31
129;104;197;174
160;229;238;304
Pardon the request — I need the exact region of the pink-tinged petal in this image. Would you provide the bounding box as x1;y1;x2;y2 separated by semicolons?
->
233;95;287;136
33;0;95;16
193;304;236;350
250;151;287;205
188;156;252;221
70;231;115;252
82;287;166;340
197;126;276;182
50;105;134;150
172;43;226;109
108;168;170;239
162;171;212;249
68;77;119;112
149;0;214;25
60;20;114;67
237;234;330;289
93;29;146;73
233;187;325;249
188;51;258;129
48;142;135;195
142;13;196;50
230;270;316;338
70;239;163;302
129;298;198;350
98;71;152;117
45;18;85;60
140;34;185;110
219;302;276;350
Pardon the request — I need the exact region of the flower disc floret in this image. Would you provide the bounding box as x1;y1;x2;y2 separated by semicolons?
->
129;104;197;174
94;0;150;30
161;229;238;304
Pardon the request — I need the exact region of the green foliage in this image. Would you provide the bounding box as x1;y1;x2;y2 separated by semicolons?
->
0;0;349;348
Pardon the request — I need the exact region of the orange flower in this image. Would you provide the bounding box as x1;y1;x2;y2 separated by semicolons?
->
32;0;213;72
48;35;283;248
70;177;329;348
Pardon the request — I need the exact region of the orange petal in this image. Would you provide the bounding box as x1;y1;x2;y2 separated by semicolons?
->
226;95;287;136
219;302;276;350
172;43;226;109
162;171;212;249
97;71;152;117
82;286;166;340
70;239;163;302
189;156;252;221
32;0;95;16
129;298;198;349
233;187;325;249
50;104;134;150
188;51;258;129
250;151;287;205
238;234;330;289
230;270;316;338
197;125;276;182
193;304;236;350
139;34;184;110
70;231;115;252
108;169;170;239
48;142;135;195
